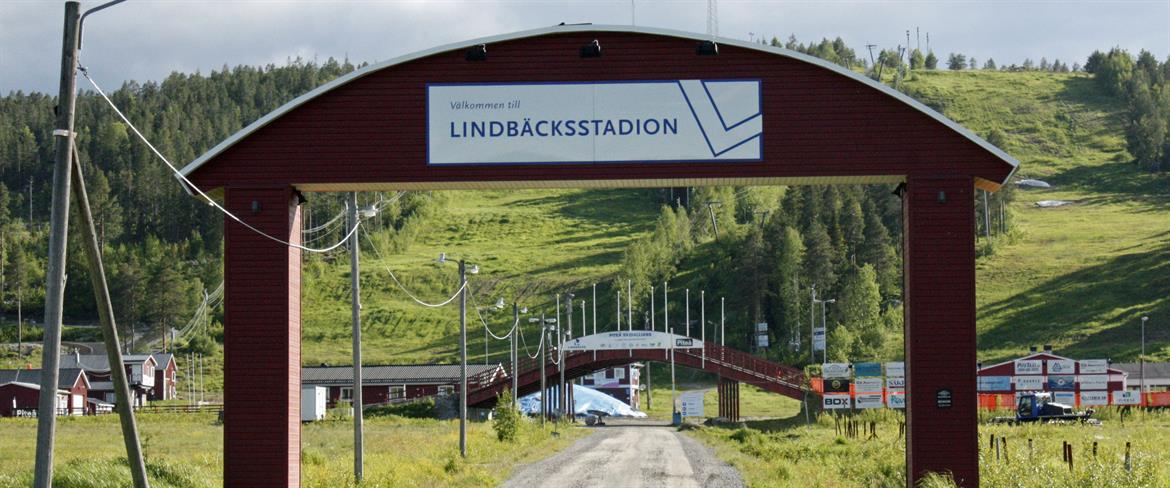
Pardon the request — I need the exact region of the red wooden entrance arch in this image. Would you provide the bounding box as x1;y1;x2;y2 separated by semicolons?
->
183;25;1016;487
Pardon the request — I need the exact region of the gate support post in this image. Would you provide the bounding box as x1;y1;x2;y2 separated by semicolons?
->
223;186;302;487
718;377;739;422
904;176;978;487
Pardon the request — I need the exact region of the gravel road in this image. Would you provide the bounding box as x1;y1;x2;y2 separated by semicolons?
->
500;420;743;488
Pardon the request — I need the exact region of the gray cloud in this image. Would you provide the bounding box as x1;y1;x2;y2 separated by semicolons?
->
2;1;1167;94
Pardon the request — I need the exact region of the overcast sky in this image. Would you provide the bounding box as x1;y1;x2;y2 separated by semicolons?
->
2;1;1168;94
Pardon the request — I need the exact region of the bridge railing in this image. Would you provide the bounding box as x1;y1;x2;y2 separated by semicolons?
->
690;342;806;390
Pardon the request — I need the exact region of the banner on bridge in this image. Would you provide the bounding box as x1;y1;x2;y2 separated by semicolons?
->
562;330;703;351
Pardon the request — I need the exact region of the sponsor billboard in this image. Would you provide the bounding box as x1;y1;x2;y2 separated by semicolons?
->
1077;375;1109;391
1014;376;1045;391
1079;359;1109;374
427;80;763;165
885;362;905;377
678;391;705;417
886;377;906;390
887;393;906;409
856;394;884;409
563;330;701;351
1048;375;1076;391
854;362;882;378
1053;391;1076;405
1112;391;1140;405
1015;360;1043;375
1080;391;1109;406
812;328;826;351
855;378;883;393
822;363;851;379
824;378;851;394
1047;360;1076;375
978;376;1012;392
823;394;852;409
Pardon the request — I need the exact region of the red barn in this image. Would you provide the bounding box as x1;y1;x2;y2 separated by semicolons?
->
149;353;178;401
976;347;1127;408
302;364;504;408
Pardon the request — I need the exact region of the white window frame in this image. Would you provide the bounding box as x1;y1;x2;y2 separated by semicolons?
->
340;387;354;402
390;385;406;399
438;385;454;396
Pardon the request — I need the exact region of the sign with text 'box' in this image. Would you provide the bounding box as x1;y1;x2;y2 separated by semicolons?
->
428;80;763;165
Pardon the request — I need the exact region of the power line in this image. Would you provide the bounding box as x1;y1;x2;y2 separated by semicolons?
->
360;228;465;308
80;66;358;253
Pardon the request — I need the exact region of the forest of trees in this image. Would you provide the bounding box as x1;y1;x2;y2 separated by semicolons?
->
1086;48;1170;172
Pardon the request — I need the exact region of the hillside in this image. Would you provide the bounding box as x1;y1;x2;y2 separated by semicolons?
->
298;70;1170;368
901;70;1170;363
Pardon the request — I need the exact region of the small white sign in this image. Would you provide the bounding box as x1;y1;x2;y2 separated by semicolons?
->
1014;376;1045;391
1079;359;1109;374
885;362;905;377
757;333;769;348
887;393;906;409
855;378;884;393
1078;375;1109;391
822;363;851;379
886;377;906;390
563;331;701;351
823;394;852;410
1112;390;1140;405
1015;360;1043;375
1080;391;1109;406
856;394;884;409
812;328;826;351
755;322;768;332
1047;359;1076;375
1053;391;1076;405
678;391;705;417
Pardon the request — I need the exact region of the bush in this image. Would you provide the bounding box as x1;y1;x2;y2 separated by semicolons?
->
366;398;435;418
491;389;522;442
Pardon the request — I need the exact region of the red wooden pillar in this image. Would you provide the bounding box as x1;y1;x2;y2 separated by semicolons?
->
223;186;302;487
904;176;978;487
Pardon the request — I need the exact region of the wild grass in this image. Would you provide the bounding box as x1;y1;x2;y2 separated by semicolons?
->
0;412;587;487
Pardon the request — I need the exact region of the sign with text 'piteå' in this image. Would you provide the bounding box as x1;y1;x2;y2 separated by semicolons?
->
427;80;763;165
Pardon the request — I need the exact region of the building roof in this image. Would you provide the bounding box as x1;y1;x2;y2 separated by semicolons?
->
302;364;503;386
151;353;175;368
978;352;1127;376
60;353;158;372
1112;362;1170;381
0;369;88;390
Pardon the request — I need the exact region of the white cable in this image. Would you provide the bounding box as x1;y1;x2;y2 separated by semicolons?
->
303;210;346;234
467;285;519;340
360;228;466;308
80;67;357;253
518;325;544;359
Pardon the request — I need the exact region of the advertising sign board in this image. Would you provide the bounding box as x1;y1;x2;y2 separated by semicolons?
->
812;328;826;351
1053;392;1076;405
824;378;851;394
563;331;701;351
755;322;768;332
1014;376;1045;391
886;377;906;390
756;333;769;348
1112;391;1140;405
854;362;882;378
855;378;883;393
978;376;1012;392
1080;391;1109;406
822;363;851;379
427;80;763;165
823;394;852;409
885;362;905;377
1047;360;1076;375
1077;375;1109;390
856;394;884;409
1048;375;1076;391
1079;359;1109;374
1015;360;1043;375
887;393;906;409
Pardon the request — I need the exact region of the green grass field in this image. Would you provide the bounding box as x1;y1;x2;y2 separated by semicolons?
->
0;413;587;487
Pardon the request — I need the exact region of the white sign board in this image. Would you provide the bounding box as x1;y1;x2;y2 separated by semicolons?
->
1047;359;1076;375
1112;390;1140;405
855;378;884;393
885;362;905;377
678;391;705;417
822;363;851;379
1014;376;1045;391
812;328;826;351
1015;360;1043;375
1053;392;1076;406
427;80;763;165
755;322;768;332
856;394;884;409
887;393;906;409
823;394;852;410
563;331;702;351
1080;391;1109;406
757;333;769;348
1079;359;1109;374
1078;375;1109;391
886;377;906;390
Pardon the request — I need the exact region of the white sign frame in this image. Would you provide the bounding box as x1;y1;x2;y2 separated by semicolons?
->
856;394;884;409
823;394;852;410
678;391;705;417
1015;360;1043;375
885;362;905;377
1080;391;1109;406
563;331;702;351
1047;359;1076;375
1014;376;1045;391
822;363;851;379
1077;375;1109;391
1112;390;1140;405
1079;359;1109;374
855;378;883;393
887;394;906;409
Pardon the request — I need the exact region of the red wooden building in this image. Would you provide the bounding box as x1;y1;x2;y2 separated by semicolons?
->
0;368;90;417
183;25;1017;486
149;353;178;401
301;364;505;408
60;353;158;407
976;347;1127;408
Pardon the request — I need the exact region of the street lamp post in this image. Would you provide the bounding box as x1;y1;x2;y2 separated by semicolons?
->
458;259;468;458
1142;315;1149;405
813;297;836;363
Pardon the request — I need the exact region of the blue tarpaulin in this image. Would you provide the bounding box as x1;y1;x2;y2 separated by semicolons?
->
518;384;647;417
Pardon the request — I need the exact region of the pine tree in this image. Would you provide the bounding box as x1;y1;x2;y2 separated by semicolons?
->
802;221;837;292
924;51;939;70
947;53;967;70
984;58;997;70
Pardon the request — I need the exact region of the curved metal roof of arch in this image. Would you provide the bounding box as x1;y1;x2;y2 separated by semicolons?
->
181;24;1018;188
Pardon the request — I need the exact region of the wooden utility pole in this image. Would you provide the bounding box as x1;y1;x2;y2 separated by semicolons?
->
71;146;149;487
348;192;363;481
35;3;81;485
